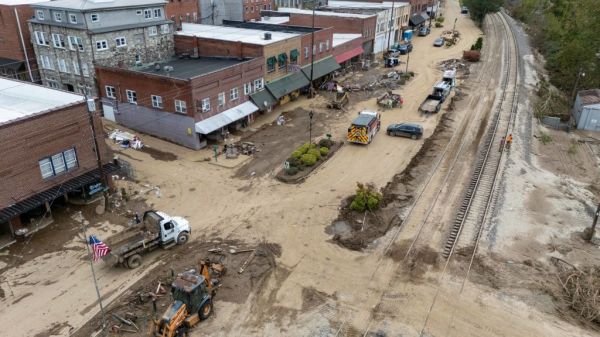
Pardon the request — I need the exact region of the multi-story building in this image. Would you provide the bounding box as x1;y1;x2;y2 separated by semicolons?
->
323;1;410;54
198;0;275;25
96;56;265;149
0;78;114;249
165;0;201;29
29;0;175;96
273;0;327;9
0;0;47;82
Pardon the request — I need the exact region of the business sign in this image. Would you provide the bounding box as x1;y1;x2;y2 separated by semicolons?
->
89;182;105;195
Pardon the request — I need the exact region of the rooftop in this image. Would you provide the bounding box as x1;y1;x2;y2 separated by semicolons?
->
0;0;49;6
333;33;362;47
258;16;290;25
326;1;409;9
579;89;600;106
178;23;300;45
0;78;85;126
34;0;166;11
133;57;249;80
223;20;320;33
274;7;375;18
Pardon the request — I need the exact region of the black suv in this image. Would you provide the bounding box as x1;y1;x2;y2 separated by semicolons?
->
398;43;413;55
386;123;423;140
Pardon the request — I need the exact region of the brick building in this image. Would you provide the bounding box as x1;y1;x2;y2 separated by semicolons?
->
198;0;274;25
165;0;201;29
242;0;274;22
262;8;377;54
0;0;47;82
0;78;114;249
29;0;175;96
96;56;265;149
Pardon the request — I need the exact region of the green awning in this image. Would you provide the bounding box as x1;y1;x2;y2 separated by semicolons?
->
266;57;276;65
278;53;287;64
301;56;341;80
265;72;310;99
290;49;299;60
250;89;277;110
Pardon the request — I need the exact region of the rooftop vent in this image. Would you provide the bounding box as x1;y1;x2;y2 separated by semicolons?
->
154;63;161;71
264;32;272;40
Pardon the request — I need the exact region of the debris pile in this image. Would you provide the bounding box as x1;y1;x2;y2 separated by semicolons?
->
556;263;600;323
109;129;143;150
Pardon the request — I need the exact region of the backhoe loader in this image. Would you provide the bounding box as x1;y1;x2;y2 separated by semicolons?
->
149;259;222;337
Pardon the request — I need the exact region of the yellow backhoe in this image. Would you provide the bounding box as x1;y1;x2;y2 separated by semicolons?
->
149;260;222;337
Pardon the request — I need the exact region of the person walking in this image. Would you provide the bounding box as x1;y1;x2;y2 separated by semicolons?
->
499;137;505;152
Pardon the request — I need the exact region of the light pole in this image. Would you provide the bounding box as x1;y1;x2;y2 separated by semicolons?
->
586;203;600;242
308;110;314;144
452;17;457;33
386;0;396;52
308;0;316;98
569;67;585;130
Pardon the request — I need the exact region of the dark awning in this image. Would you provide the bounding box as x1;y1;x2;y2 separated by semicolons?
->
265;72;310;99
0;163;119;223
0;57;24;71
290;49;299;60
409;13;426;26
250;89;277;110
301;56;341;80
266;57;276;65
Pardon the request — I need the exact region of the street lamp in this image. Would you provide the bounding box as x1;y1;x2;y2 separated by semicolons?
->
308;110;314;144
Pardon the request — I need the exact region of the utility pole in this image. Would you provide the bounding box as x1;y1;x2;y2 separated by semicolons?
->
308;0;316;98
386;0;396;52
428;0;433;29
405;45;410;74
452;17;457;33
569;67;585;130
586;203;600;242
308;110;314;144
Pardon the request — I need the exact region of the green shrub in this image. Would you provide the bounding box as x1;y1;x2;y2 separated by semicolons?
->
539;132;552;145
285;167;299;176
349;183;383;212
318;138;334;149
471;37;483;51
291;150;303;159
307;148;321;159
286;157;302;168
436;16;445;23
320;147;329;156
301;153;317;166
435;22;443;28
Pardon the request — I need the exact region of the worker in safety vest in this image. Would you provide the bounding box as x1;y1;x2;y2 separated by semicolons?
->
506;134;513;149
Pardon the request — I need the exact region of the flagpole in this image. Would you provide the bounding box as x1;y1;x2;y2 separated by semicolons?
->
79;211;107;333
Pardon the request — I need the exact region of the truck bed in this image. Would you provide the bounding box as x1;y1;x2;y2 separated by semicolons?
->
420;95;443;112
107;222;161;256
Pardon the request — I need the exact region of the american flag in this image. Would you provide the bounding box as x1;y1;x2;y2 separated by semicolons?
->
89;235;111;262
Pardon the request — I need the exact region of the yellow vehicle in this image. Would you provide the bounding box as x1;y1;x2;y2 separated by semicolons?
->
347;110;381;144
150;260;220;337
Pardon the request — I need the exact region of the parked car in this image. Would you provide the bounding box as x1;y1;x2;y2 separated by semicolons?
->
398;43;413;54
418;26;430;36
386;123;423;140
461;6;469;14
433;37;444;47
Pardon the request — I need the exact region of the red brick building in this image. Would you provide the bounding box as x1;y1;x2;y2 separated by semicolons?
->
96;56;265;149
242;0;274;21
0;78;114;248
0;0;45;82
165;0;201;29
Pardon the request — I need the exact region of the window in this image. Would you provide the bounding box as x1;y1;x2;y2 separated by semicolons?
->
81;63;89;77
160;24;169;34
326;39;329;50
151;95;163;108
245;7;249;13
278;53;287;69
290;49;299;63
251;6;254;12
267;56;276;72
136;10;143;15
304;46;309;59
40;55;53;70
53;12;62;22
230;87;239;100
58;59;68;73
254;78;263;91
52;34;66;48
218;92;225;106
153;8;162;18
35;31;48;46
202;98;210;112
268;4;271;9
148;26;157;36
319;42;324;53
126;90;137;104
95;40;108;50
39;148;78;179
135;54;141;64
244;82;251;95
313;45;316;55
68;36;84;51
175;100;187;113
105;85;116;98
144;9;152;19
134;33;144;45
72;60;80;75
90;13;99;22
47;80;59;89
37;10;45;20
115;37;126;47
69;13;77;24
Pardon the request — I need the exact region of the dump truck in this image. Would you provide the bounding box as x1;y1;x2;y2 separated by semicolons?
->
347;110;381;144
106;210;191;269
149;260;221;337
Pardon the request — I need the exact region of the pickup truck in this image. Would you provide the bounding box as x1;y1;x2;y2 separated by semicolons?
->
106;210;191;269
419;82;451;113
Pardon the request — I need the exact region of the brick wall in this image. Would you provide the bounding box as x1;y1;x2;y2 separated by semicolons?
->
298;27;333;66
332;35;363;60
174;35;263;58
262;37;301;82
242;0;274;21
286;13;377;45
165;0;201;28
0;103;110;208
0;5;40;82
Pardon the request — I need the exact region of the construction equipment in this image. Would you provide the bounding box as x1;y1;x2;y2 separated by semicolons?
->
149;260;221;337
327;88;349;110
347;111;381;145
377;91;403;109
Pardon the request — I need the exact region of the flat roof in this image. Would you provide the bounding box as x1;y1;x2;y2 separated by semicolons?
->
178;23;300;45
275;7;375;18
0;78;85;126
333;33;362;47
134;57;248;80
0;0;49;6
34;0;166;11
326;1;410;10
258;16;290;25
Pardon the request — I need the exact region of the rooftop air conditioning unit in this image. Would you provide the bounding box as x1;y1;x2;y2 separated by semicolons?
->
264;32;272;40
